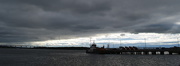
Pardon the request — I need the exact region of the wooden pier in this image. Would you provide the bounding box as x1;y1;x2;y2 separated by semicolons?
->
87;46;180;55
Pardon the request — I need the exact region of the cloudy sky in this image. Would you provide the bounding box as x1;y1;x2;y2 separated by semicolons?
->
0;0;180;47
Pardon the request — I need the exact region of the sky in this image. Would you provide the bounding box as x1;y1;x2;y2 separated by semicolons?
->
0;0;180;47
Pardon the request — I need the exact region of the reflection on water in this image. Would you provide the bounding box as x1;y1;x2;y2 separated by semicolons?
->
0;49;180;66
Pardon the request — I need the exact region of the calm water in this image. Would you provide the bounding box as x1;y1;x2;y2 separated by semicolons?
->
0;48;180;66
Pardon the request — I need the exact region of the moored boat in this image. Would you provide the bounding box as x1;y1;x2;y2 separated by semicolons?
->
86;42;106;54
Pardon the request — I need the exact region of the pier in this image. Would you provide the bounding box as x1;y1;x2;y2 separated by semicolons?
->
86;43;180;55
102;47;180;55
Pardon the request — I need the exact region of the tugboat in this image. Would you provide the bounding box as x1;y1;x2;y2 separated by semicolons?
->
86;42;106;54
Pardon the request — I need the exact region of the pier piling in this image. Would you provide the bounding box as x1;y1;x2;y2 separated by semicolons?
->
144;52;148;55
152;52;156;55
178;52;180;55
160;51;164;55
169;52;172;55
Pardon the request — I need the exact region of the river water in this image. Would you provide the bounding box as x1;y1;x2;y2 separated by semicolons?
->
0;48;180;66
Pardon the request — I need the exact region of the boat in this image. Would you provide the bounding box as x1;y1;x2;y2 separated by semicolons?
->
86;42;106;54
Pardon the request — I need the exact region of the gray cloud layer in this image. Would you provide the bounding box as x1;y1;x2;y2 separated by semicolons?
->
0;0;180;43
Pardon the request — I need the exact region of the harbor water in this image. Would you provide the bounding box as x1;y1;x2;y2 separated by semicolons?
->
0;48;180;66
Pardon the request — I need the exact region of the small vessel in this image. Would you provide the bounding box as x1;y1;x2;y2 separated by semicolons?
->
86;42;106;54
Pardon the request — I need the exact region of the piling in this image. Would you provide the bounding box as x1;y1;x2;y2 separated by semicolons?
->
152;52;156;55
144;52;149;55
178;52;180;55
160;51;164;55
169;52;172;55
131;52;134;54
136;52;142;55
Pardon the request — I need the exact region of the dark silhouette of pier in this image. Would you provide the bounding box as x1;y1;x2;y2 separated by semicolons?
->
96;46;180;55
86;42;180;55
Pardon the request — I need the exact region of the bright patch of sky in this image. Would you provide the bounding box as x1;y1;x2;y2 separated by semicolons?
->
176;22;180;25
28;33;180;48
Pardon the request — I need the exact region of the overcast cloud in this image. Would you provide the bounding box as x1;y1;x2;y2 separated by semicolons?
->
0;0;180;43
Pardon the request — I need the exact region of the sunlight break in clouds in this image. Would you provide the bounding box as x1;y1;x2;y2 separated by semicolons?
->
176;22;180;25
26;33;180;48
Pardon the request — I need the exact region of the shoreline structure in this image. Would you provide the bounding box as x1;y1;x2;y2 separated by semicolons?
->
86;42;180;55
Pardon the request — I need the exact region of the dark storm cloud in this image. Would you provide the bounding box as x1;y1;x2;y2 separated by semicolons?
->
134;23;174;33
0;0;180;43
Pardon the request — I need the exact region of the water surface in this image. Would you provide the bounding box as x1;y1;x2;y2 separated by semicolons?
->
0;48;180;66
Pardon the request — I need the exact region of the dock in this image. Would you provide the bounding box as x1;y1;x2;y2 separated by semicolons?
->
100;47;180;55
86;42;180;55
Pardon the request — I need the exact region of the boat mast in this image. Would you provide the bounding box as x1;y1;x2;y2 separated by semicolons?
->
89;37;92;46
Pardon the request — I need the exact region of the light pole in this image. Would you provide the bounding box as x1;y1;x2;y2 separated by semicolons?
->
144;38;146;49
89;37;92;46
177;38;179;47
105;35;109;48
120;34;125;47
119;35;121;47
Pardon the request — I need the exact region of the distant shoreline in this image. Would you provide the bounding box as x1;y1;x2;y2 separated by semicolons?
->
0;45;89;50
